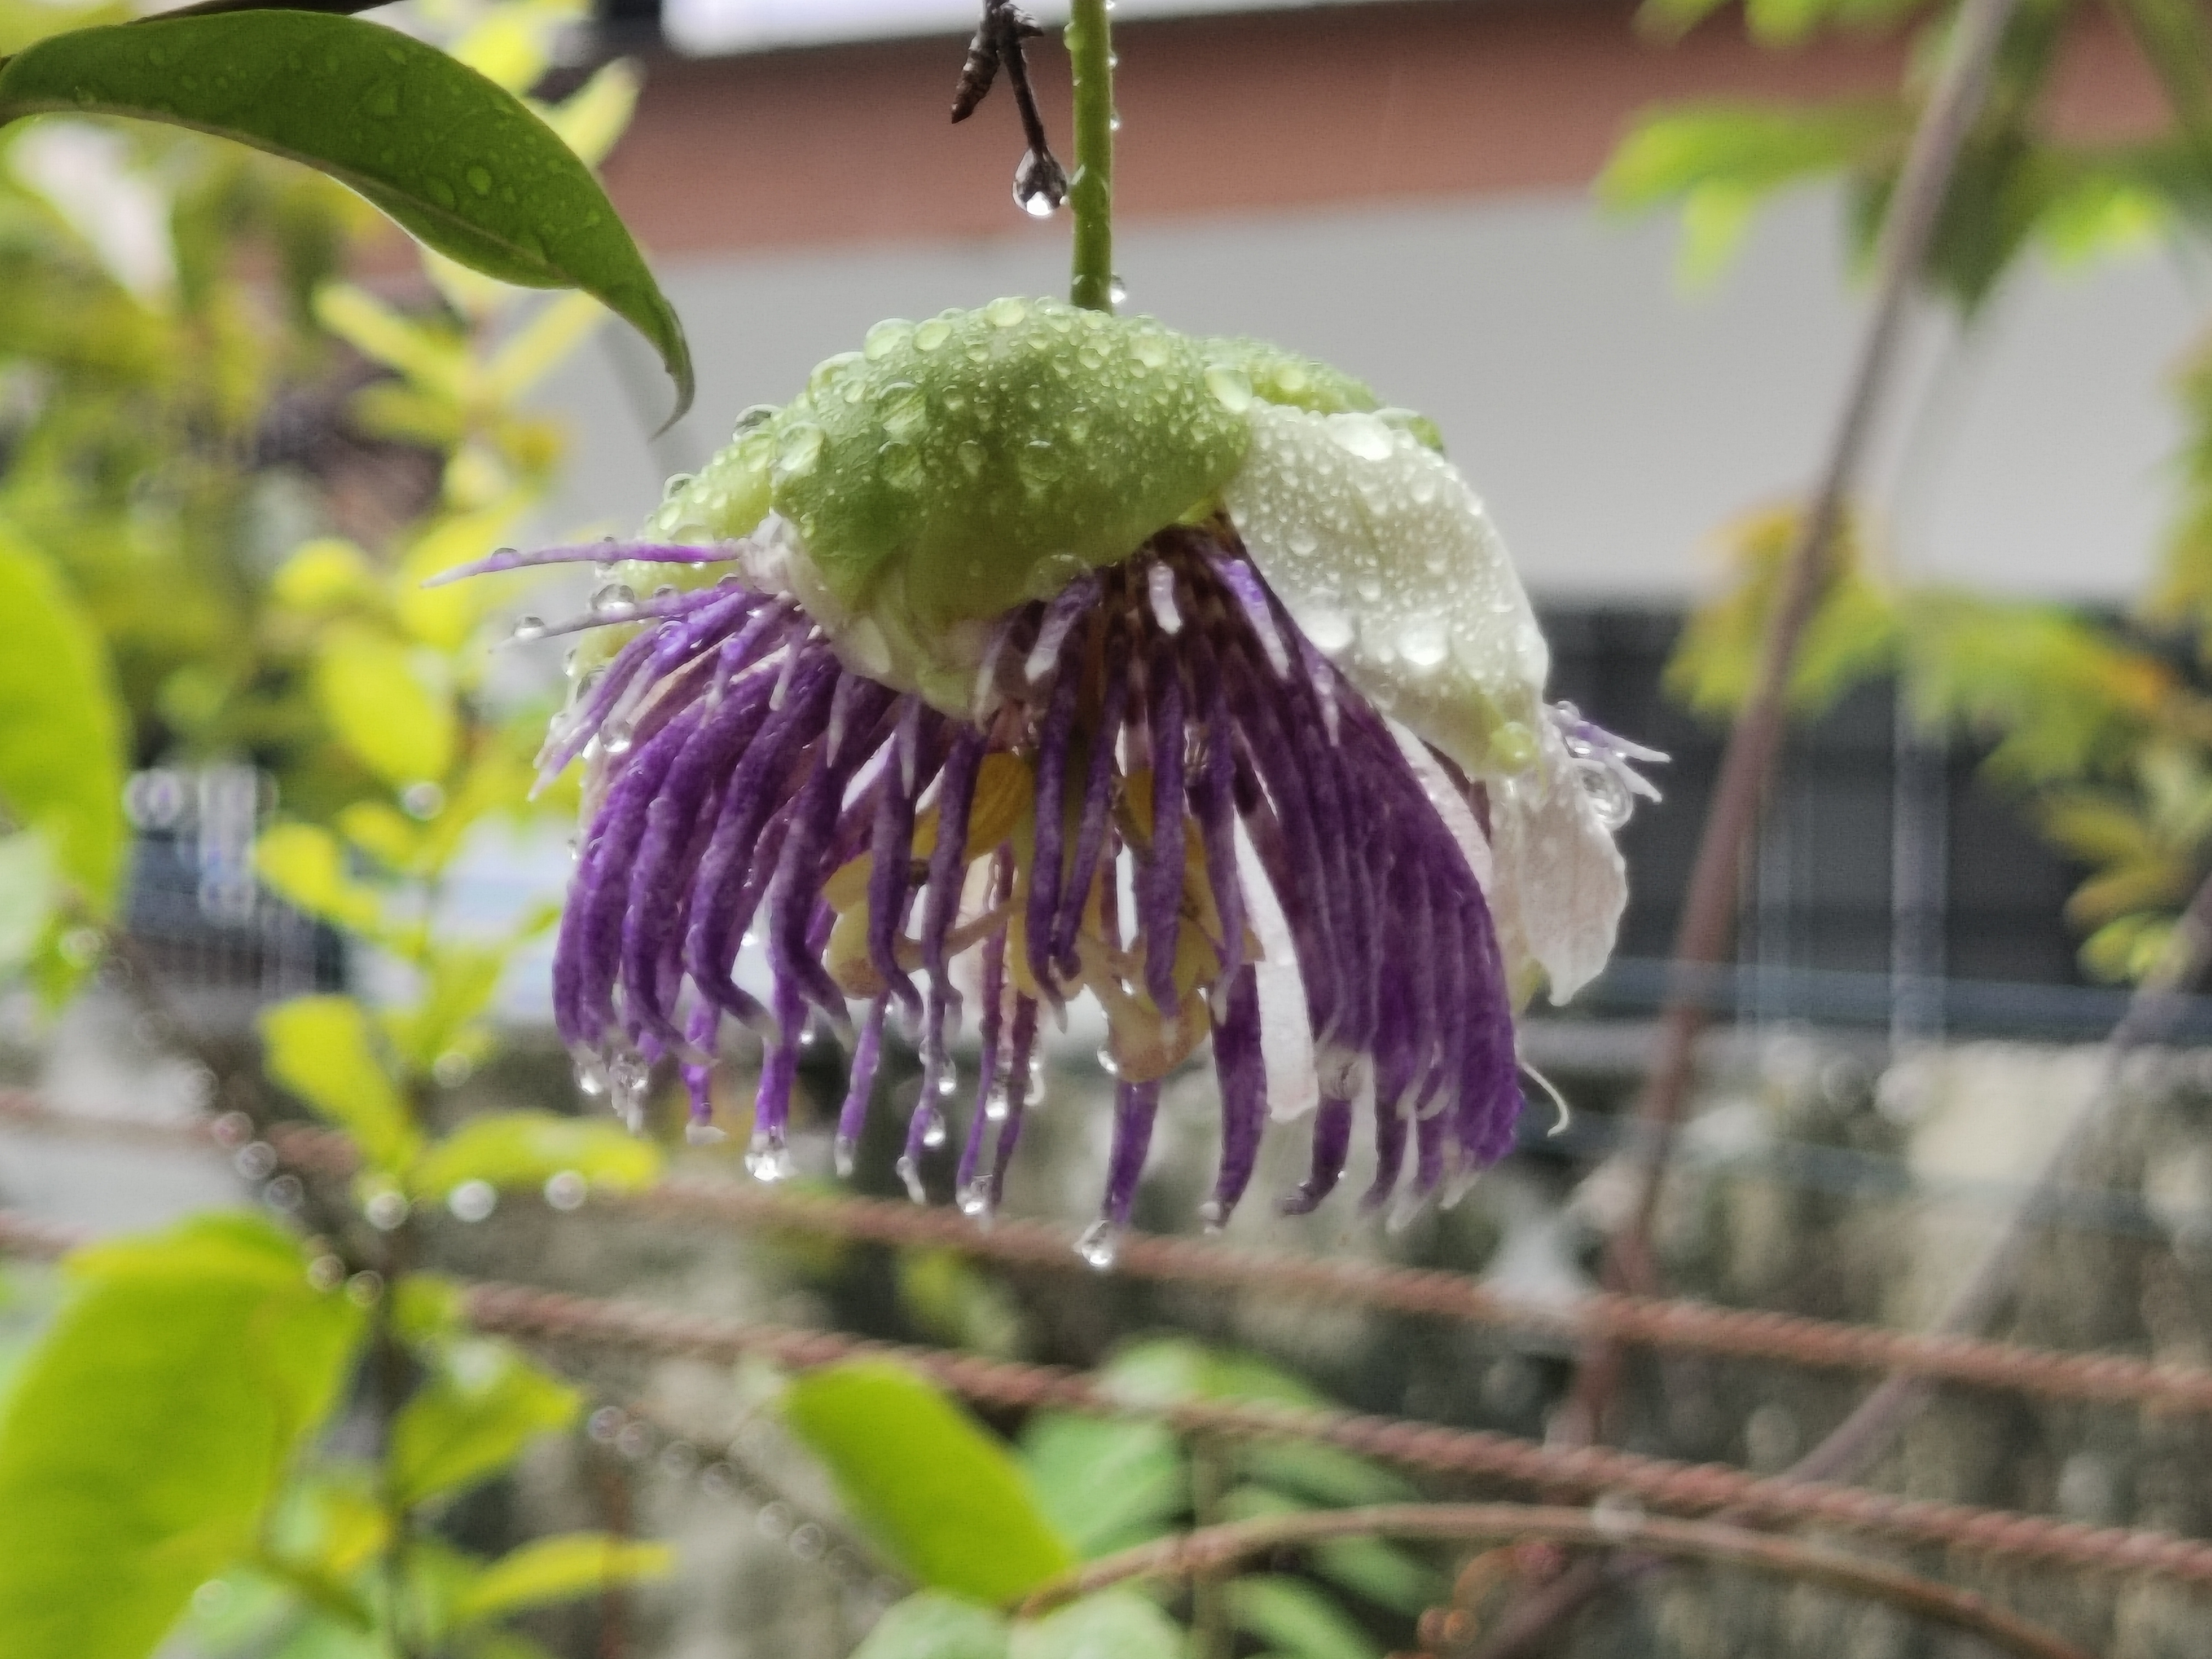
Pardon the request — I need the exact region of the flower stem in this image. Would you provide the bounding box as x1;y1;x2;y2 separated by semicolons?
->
1065;0;1114;311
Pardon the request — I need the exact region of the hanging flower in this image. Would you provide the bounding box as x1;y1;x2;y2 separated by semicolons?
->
444;296;1656;1254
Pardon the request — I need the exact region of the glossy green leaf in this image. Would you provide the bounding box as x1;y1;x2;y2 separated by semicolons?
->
783;1362;1077;1602
0;1213;364;1659
408;1109;661;1200
1231;1576;1384;1659
1011;1590;1183;1659
381;941;507;1075
0;11;693;419
1099;1337;1325;1409
452;1533;675;1625
1308;1536;1441;1618
1018;1414;1186;1558
0;528;127;939
260;994;421;1172
387;1338;579;1508
312;624;456;788
853;1593;1011;1659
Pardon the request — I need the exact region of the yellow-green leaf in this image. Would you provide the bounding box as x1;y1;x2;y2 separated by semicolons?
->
408;1110;661;1200
260;994;421;1173
313;625;456;787
0;1214;364;1659
387;1340;579;1508
256;822;385;933
452;1533;675;1625
783;1362;1076;1603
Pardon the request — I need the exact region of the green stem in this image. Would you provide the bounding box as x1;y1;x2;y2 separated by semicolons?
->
1065;0;1115;311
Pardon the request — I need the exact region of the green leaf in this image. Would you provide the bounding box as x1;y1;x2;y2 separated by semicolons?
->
408;1109;661;1200
0;11;693;420
853;1592;1011;1659
1011;1590;1184;1659
1018;1414;1186;1558
388;1338;579;1509
0;831;59;979
260;994;421;1173
452;1533;675;1626
256;822;385;933
381;941;508;1075
0;528;127;939
1231;1576;1384;1659
1239;1442;1417;1509
783;1361;1077;1602
1308;1536;1441;1618
312;624;456;788
0;1212;364;1659
1099;1337;1325;1409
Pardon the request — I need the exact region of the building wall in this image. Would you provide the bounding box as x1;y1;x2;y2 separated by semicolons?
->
541;185;2205;603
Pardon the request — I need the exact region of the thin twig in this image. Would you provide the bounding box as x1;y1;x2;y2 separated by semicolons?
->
1579;0;2025;1413
1015;1504;2093;1659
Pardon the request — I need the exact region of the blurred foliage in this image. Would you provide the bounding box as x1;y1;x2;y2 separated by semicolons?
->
1638;0;2212;984
796;1344;1444;1659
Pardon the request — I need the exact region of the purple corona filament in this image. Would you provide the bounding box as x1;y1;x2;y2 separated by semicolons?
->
489;523;1532;1239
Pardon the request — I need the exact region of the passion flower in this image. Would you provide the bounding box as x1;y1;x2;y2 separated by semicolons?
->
443;296;1655;1252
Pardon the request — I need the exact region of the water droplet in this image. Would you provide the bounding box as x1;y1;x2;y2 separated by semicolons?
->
447;1179;498;1222
809;352;863;399
1300;608;1354;654
511;614;546;642
956;440;985;477
1014;151;1063;217
1329;414;1396;461
864;318;913;360
879;440;924;490
1132;335;1170;370
1204;363;1254;413
591;581;637;617
1490;721;1538;772
1074;1220;1122;1271
1024;550;1089;601
879;381;927;439
745;1131;794;1182
957;1178;994;1219
544;1169;589;1210
600;720;634;757
1015;439;1064;490
833;1135;858;1178
1400;620;1448;670
465;163;492;195
234;1141;278;1180
401;781;445;819
574;1057;608;1097
778;421;826;477
1286;526;1319;557
985;296;1030;328
896;1153;927;1203
1197;1198;1228;1233
913;318;952;352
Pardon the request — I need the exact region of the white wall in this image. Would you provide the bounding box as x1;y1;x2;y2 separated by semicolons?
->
535;187;2211;603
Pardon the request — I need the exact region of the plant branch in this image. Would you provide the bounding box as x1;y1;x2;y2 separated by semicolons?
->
1581;0;2024;1369
1014;1504;2092;1659
1468;869;2212;1659
1065;0;1115;310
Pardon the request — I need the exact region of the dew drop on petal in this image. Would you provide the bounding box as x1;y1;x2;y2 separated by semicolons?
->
777;422;826;477
1204;364;1254;414
511;614;546;642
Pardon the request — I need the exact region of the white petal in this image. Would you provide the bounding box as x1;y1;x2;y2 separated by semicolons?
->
1488;719;1627;1003
1234;822;1319;1122
1223;403;1549;781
